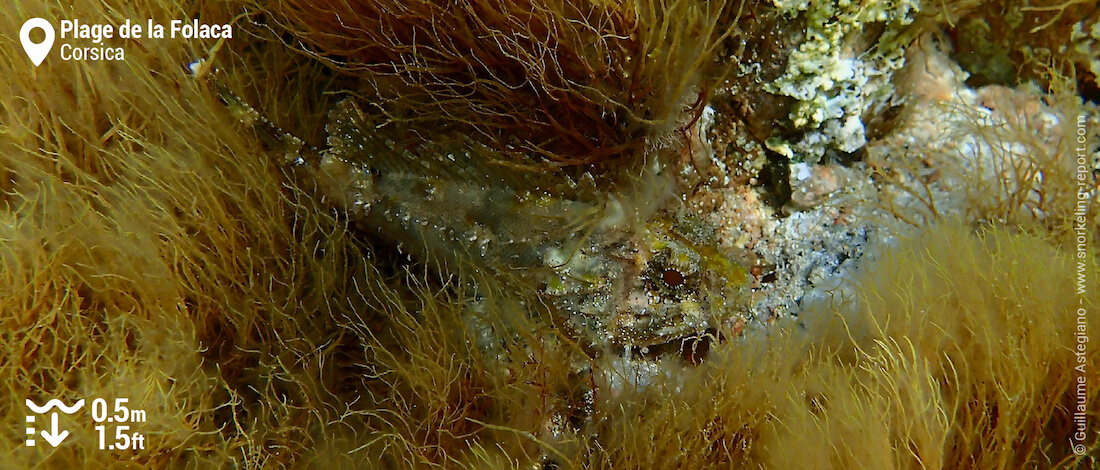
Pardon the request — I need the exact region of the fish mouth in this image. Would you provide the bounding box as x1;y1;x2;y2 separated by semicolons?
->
607;293;713;348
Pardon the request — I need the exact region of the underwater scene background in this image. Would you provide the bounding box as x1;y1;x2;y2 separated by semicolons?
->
1;0;1099;468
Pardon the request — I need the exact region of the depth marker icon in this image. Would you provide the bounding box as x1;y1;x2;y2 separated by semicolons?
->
25;399;84;447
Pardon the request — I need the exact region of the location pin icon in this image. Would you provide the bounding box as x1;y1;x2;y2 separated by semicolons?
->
20;18;55;67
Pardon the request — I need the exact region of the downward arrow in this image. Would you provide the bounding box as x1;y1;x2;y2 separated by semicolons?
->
40;412;69;447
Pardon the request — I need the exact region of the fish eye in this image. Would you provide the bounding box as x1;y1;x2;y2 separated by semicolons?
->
662;268;685;287
643;246;701;300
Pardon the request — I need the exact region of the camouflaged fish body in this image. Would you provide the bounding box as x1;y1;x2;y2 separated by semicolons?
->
266;96;749;350
319;102;595;277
